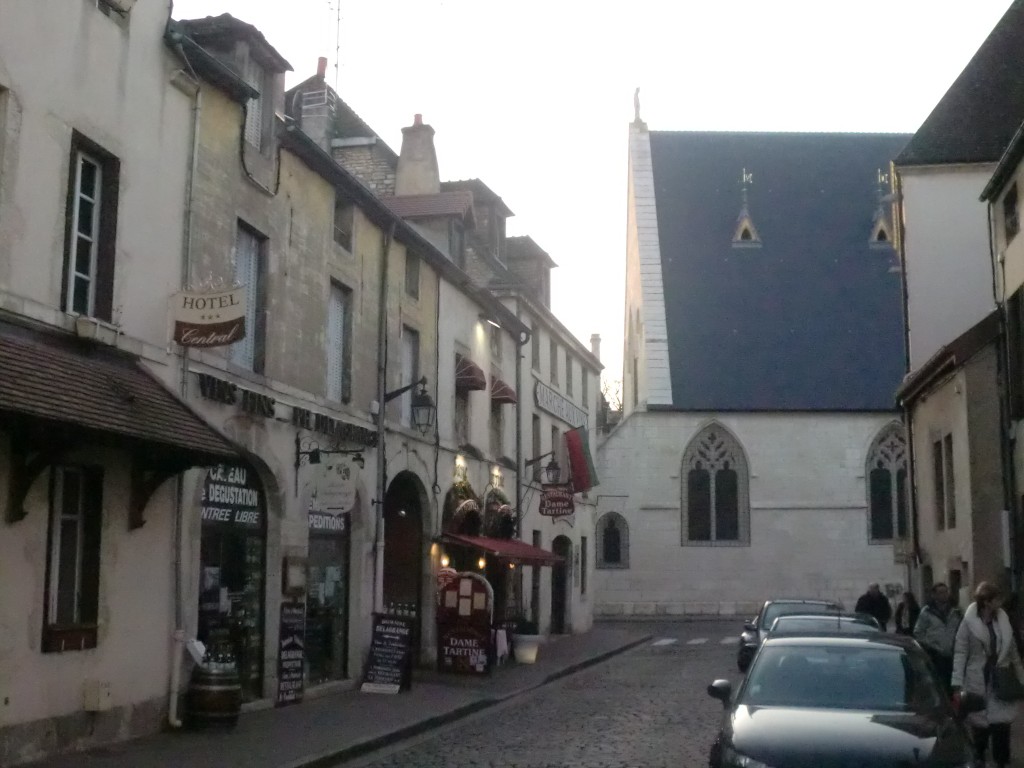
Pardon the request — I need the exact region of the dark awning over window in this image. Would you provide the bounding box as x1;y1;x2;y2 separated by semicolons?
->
0;324;238;462
490;376;517;404
455;353;487;392
441;532;562;566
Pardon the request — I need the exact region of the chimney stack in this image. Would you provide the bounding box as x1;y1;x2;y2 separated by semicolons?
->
395;114;440;196
316;56;328;79
590;334;602;360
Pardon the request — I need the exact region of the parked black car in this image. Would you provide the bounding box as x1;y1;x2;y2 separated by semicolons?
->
767;612;880;637
708;634;975;768
736;598;842;672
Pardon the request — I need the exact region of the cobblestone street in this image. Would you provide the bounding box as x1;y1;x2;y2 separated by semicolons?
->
349;620;739;768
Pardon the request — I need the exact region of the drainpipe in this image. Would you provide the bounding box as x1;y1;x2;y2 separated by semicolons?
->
514;299;531;539
167;33;202;729
373;222;396;614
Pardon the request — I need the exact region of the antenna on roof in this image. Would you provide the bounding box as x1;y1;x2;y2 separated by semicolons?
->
327;0;341;91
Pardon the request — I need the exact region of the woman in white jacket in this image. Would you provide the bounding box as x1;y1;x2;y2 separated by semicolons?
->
952;582;1024;768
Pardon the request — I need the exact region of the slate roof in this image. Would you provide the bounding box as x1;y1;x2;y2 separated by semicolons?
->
176;14;292;72
0;323;237;460
648;131;910;411
895;0;1024;166
441;179;514;217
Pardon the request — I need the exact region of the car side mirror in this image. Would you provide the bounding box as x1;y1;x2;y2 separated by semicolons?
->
743;622;756;632
707;679;732;707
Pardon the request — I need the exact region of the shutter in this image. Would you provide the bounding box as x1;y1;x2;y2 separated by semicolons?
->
326;285;344;401
243;59;263;149
231;228;260;370
79;467;104;625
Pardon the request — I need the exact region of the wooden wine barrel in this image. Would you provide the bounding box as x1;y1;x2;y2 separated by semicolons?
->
186;664;241;728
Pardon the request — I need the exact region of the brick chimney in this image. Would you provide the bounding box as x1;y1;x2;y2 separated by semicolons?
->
590;334;601;361
395;114;440;196
316;56;328;79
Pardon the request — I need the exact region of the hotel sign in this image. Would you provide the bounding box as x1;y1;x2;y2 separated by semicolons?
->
534;381;588;428
171;287;247;348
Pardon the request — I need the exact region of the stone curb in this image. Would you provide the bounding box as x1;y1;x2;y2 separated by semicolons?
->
285;635;653;768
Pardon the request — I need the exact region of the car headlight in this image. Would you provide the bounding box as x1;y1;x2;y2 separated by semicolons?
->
722;746;774;768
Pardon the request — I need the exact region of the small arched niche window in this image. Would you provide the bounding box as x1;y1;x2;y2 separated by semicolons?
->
732;216;762;248
869;215;893;249
866;421;908;542
681;423;751;546
596;512;629;568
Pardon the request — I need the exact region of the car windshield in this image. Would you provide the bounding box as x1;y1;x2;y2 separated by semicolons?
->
742;644;945;712
770;616;878;635
761;602;839;628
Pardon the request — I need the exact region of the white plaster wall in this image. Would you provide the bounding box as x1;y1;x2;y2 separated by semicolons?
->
908;370;978;586
594;411;905;616
899;166;996;370
0;0;191;350
0;443;174;738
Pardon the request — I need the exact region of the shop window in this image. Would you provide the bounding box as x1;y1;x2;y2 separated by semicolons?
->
490;399;504;458
62;132;120;322
866;421;909;542
326;282;352;402
1004;183;1019;244
198;465;266;701
404;251;420;299
306;522;350;684
334;196;354;252
43;466;103;653
680;423;750;546
400;325;420;427
229;222;267;373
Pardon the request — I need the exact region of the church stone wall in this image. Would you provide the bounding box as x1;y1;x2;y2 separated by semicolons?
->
593;410;904;617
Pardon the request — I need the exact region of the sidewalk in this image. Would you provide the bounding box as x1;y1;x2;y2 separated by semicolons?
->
27;627;650;768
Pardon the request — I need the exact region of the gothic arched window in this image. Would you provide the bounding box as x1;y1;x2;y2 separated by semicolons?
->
866;422;908;542
681;424;750;546
596;512;629;568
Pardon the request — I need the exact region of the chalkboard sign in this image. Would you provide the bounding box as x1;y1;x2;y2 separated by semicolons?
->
438;625;490;675
276;601;306;706
360;614;415;694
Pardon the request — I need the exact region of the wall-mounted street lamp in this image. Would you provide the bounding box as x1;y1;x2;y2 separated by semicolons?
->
384;375;436;436
525;451;562;484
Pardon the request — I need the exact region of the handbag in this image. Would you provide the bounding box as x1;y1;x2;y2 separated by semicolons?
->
992;664;1024;701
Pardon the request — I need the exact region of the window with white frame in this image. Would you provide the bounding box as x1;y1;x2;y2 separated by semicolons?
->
400;325;420;426
405;251;420;299
932;433;956;530
490;399;504;458
334;196;354;252
455;389;469;446
489;324;502;360
45;466;103;652
63;134;120;321
531;328;541;371
681;423;750;546
550;340;559;387
243;57;265;150
867;421;908;541
326;282;352;402
566;351;574;396
229;223;265;373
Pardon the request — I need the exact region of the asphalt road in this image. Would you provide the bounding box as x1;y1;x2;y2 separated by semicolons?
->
348;620;741;768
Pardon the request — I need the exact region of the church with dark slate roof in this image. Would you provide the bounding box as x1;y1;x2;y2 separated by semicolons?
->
593;113;912;616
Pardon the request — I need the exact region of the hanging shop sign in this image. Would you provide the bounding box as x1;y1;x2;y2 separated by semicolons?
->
276;601;306;706
171;287;247;348
316;459;358;514
361;614;415;694
535;381;588;428
539;484;575;518
201;464;264;529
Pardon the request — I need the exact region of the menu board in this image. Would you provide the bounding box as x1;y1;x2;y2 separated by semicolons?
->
438;625;490;675
360;614;415;694
276;601;306;706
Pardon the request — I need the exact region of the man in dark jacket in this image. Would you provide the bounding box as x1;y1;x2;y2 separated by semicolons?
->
855;583;893;630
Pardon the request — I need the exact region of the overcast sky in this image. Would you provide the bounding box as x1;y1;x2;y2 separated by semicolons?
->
171;0;1012;389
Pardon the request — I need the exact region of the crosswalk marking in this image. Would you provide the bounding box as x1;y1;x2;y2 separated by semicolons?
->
652;638;678;647
686;638;707;645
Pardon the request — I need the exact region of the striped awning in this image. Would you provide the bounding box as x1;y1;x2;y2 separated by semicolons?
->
455;353;487;392
490;376;517;405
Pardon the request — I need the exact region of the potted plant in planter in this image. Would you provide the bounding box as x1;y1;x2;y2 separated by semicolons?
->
511;617;542;664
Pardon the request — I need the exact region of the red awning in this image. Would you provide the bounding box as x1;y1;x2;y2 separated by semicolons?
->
441;533;562;566
455;353;487;392
490;376;517;404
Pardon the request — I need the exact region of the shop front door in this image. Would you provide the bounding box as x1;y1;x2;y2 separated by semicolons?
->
550;535;572;634
305;532;349;684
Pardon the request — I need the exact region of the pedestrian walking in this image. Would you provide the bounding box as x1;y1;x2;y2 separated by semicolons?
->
854;582;892;630
894;590;920;636
914;582;962;693
952;582;1024;768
